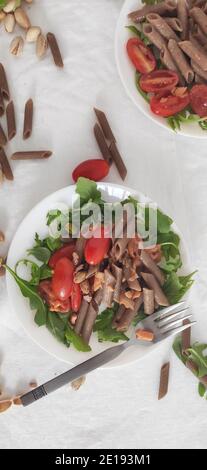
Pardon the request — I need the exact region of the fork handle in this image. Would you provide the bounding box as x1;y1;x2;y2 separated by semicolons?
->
21;344;125;406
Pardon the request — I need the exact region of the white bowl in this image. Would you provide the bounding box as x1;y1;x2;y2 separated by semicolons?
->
115;0;207;139
6;183;192;367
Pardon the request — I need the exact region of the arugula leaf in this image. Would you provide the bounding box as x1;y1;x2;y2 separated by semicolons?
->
75;177;102;206
142;0;162;4
135;72;150;103
47;311;70;344
39;264;53;280
46;209;62;226
94;307;128;343
65;326;91;352
186;343;207;378
126;25;150;45
198;382;206;398
172;335;187;365
163;271;195;304
45;236;62;252
27;246;51;264
6;265;47;326
132;308;147;326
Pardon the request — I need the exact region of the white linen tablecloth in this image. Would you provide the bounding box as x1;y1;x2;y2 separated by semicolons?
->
0;0;207;449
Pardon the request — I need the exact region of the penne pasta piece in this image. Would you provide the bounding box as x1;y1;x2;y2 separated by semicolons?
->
141;272;169;306
81;300;99;344
11;151;52;160
93;123;112;163
160;47;185;84
93;287;103;306
0;63;10;100
142;23;167;50
23;98;33;140
147;13;179;41
112;304;126;328
0;90;4;117
6;101;16;140
109;141;127;181
194;26;207;46
190;6;207;35
143;288;154;315
111;264;122;303
128;1;177;23
191;59;207;79
168;38;194;82
140;250;165;285
116;294;143;332
179;39;207;70
74;299;89;335
177;0;189;40
47;32;64;68
0;123;7;146
0;147;13;180
127;278;141;291
164;17;183;32
194;73;206;83
102;269;116;307
94;108;116;144
114;236;129;261
158;362;170;400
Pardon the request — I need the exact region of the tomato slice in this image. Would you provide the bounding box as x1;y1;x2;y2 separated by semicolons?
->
150;89;190;117
71;283;82;312
84;226;111;265
38;280;71;313
48;243;76;269
190;84;207;118
52;257;74;301
126;37;156;74
72;159;110;183
139;70;179;93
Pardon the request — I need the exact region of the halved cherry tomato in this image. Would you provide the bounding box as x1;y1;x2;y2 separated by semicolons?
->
48;243;76;269
72;159;110;182
190;84;207;117
71;283;82;312
140;70;179;94
150;89;190;117
38;280;71;313
126;37;156;74
84;226;111;265
52;257;74;301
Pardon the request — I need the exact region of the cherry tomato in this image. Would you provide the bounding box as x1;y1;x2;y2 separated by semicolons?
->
190;84;207;117
48;243;76;269
72;159;110;182
52;257;74;301
71;283;82;312
84;226;111;265
150;89;190;117
126;37;156;74
38;280;71;313
140;70;179;94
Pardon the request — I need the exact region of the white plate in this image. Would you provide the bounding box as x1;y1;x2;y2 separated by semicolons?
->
115;0;206;139
6;183;192;367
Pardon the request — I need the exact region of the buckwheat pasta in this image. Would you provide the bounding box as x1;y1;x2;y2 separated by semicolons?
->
191;58;207;79
0;124;7;146
102;269;116;307
94;107;116;144
11;151;52;160
93;123;112;163
160;47;185;84
116;295;143;332
0;147;13;180
164;17;183;32
111;264;122;302
0;91;4;117
142;23;167;50
146;13;179;41
47;32;64;68
168;38;194;82
23;98;33;140
112;304;126;328
140;250;165;286
0;63;10;101
81;300;99;343
128;0;177;23
179;40;207;70
74;299;89;335
143;288;155;315
6;101;16;140
177;0;189;40
141;272;169;306
190;6;207;35
194;26;207;46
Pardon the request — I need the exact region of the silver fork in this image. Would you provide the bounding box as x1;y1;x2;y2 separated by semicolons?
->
21;301;195;406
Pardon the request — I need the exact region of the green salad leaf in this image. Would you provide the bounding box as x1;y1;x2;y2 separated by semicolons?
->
6;266;47;326
27;246;51;264
65;326;91;352
141;0;163;4
135;72;150;103
39;264;53;280
198;382;206;398
163;271;195;304
126;25;150;45
47;311;70;345
46;210;62;226
94;307;128;343
76;177;103;206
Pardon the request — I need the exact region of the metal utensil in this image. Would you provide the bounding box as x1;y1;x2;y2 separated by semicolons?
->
21;301;195;406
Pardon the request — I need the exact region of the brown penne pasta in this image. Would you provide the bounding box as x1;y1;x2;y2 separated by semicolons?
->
194;26;207;46
158;362;170;400
160;47;185;84
147;13;179;41
102;269;116;307
0;124;7;146
116;294;143;332
111;264;122;302
0;91;4;117
179;39;207;70
142;23;167;50
194;72;206;82
128;1;177;23
11;151;52;160
93;123;112;163
74;299;89;335
164;17;183;32
141;272;169;306
177;0;189;40
0;63;10;101
93;287;103;306
6;101;16;141
168;38;194;82
190;6;207;35
109;141;127;181
143;288;154;315
191;59;207;79
140;250;165;286
81;300;99;344
112;304;126;328
47;32;64;68
0;147;13;180
23;98;33;140
94;108;116;143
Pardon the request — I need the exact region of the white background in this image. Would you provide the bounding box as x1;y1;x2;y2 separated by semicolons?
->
0;0;207;449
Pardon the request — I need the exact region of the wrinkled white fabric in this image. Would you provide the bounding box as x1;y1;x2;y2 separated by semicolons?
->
0;0;206;449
